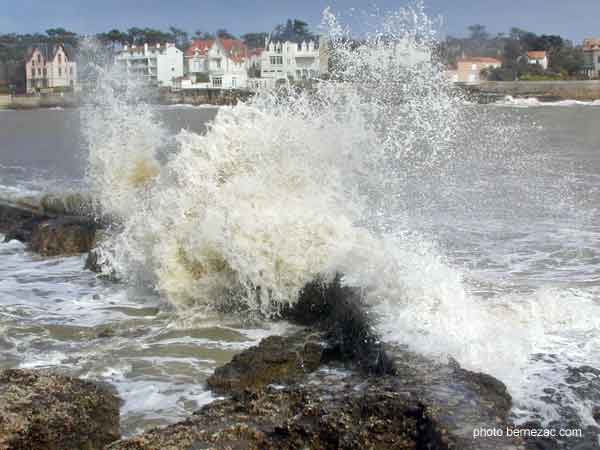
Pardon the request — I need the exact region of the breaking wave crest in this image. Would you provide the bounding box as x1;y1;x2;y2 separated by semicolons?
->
82;2;600;427
84;3;463;317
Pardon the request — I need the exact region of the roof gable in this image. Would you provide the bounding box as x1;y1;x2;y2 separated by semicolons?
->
27;43;75;63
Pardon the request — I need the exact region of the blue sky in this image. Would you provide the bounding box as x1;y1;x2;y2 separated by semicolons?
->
0;0;598;43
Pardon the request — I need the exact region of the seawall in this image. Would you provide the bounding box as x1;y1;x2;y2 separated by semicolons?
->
463;81;600;102
159;88;253;106
0;93;79;109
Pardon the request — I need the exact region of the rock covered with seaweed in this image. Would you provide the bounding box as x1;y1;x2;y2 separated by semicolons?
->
0;369;120;450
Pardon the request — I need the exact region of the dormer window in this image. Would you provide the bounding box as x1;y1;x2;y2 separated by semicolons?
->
37;54;41;63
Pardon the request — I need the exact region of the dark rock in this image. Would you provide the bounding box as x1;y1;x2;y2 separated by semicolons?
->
1;195;102;257
284;275;394;375
0;198;47;236
39;193;95;217
29;217;97;256
593;406;600;424
207;331;323;395
85;247;103;272
0;369;120;450
108;366;449;450
451;362;512;417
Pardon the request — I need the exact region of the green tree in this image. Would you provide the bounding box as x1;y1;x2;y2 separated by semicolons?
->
169;26;189;48
468;24;489;41
217;29;236;40
241;32;268;49
193;30;214;40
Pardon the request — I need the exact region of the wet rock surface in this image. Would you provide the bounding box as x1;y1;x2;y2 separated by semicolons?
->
207;331;324;395
28;216;98;256
109;278;525;450
108;363;448;450
0;369;120;450
1;195;100;256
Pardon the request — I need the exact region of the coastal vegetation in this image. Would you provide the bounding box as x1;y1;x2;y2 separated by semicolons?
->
440;24;586;80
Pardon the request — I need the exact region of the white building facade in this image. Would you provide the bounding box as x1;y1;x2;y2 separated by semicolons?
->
527;51;549;70
583;38;600;78
26;44;78;93
259;37;327;84
183;38;249;89
116;43;183;87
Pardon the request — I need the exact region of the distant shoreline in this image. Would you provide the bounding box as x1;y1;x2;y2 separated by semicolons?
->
461;80;600;102
3;81;600;111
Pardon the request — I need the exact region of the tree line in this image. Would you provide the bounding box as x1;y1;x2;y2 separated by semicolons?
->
0;19;315;65
440;25;585;80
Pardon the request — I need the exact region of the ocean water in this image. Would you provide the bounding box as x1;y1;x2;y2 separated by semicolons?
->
0;106;292;435
1;7;600;442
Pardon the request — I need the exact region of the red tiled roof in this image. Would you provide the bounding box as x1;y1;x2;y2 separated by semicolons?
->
219;39;248;62
527;51;547;59
583;38;600;50
249;48;264;56
185;39;215;57
185;38;248;62
458;57;502;64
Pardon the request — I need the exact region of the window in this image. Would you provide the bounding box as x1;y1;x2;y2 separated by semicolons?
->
31;68;35;77
37;68;41;76
37;55;41;63
70;67;73;75
59;68;62;76
598;56;600;64
212;77;222;87
43;69;47;76
232;77;237;88
270;56;283;65
58;54;62;64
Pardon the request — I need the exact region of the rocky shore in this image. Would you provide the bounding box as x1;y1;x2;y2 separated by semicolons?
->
0;193;98;256
0;369;120;450
1;193;598;450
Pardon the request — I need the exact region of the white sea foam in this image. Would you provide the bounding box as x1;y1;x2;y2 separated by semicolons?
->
496;95;600;108
80;3;600;428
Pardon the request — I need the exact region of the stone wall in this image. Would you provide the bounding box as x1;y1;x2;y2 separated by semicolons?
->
0;94;11;109
160;88;253;106
1;92;79;109
464;81;600;102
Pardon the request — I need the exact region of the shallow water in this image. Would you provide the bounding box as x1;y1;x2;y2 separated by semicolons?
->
0;106;292;436
1;103;599;437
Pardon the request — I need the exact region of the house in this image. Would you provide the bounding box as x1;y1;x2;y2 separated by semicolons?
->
444;65;459;83
116;43;183;88
456;57;502;84
582;38;600;78
260;35;328;85
184;38;249;89
247;48;264;78
527;51;549;70
25;43;78;93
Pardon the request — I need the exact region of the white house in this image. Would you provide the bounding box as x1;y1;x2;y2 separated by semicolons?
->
26;43;78;93
259;36;328;85
527;51;549;70
456;57;502;84
359;39;431;71
116;43;183;88
583;38;600;78
184;38;249;89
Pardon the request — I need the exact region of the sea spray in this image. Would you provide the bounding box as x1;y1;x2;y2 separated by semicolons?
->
82;2;600;429
84;4;460;314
